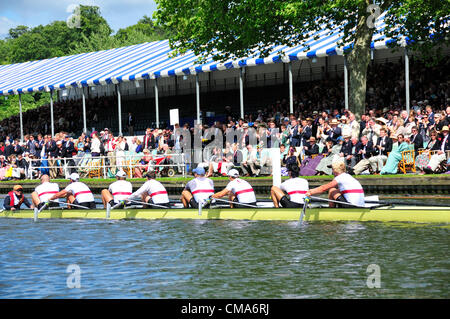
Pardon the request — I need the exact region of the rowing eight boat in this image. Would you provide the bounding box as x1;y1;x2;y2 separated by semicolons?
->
1;206;449;223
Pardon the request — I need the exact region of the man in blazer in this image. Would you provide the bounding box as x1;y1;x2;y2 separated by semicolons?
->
369;128;393;173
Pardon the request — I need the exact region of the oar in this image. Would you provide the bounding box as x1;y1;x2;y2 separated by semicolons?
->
299;197;310;225
49;199;89;210
308;196;365;208
34;201;50;222
127;199;171;209
364;200;447;208
214;198;258;208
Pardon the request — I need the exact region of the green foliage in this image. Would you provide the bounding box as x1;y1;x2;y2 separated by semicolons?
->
154;0;449;63
0;92;51;121
0;5;172;121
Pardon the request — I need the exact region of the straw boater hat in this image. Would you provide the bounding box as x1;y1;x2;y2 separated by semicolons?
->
441;126;449;132
376;117;387;125
308;137;316;143
330;119;339;125
340;115;347;121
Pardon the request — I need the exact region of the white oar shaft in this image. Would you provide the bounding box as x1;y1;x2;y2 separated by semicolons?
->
309;196;364;208
127;199;169;209
49;199;89;210
214;198;258;208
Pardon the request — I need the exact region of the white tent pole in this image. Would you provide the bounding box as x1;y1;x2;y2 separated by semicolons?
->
50;90;54;137
19;93;24;143
404;48;410;114
82;87;87;134
288;62;294;114
154;79;160;127
344;57;349;110
117;84;122;136
196;74;201;124
239;68;244;119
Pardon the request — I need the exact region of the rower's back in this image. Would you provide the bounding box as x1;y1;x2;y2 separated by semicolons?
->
280;177;309;204
185;177;215;203
334;173;365;206
108;180;133;202
144;179;170;204
226;178;256;203
35;182;60;203
65;181;94;203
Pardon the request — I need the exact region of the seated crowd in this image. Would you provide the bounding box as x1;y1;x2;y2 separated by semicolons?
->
0;59;449;180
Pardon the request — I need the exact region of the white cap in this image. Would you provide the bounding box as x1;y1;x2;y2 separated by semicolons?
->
70;172;80;181
227;169;239;178
116;170;126;178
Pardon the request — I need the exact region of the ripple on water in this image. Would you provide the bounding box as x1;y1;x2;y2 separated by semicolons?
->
0;219;448;298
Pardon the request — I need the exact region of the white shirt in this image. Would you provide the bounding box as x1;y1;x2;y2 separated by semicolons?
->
334;173;365;206
280;177;309;204
130;179;169;204
185;177;215;203
91;137;101;153
65;182;94;203
35;182;60;203
108;180;133;203
225;178;256;203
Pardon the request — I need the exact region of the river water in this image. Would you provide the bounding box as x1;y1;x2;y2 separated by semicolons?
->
0;216;448;298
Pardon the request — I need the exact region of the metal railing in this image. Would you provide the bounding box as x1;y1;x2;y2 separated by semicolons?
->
11;152;187;180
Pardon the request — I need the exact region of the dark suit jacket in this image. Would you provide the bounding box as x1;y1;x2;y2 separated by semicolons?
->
341;140;353;156
374;136;393;156
328;127;342;144
410;133;423;154
46;140;57;158
304;143;319;156
356;141;374;161
290;125;302;147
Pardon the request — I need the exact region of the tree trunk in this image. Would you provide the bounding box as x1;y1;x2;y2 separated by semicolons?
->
346;2;376;119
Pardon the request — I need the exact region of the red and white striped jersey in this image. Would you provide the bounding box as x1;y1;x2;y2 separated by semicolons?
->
225;178;256;203
64;182;94;203
108;180;133;203
334;173;365;206
185;177;215;203
280;178;309;204
131;179;169;204
35;182;60;203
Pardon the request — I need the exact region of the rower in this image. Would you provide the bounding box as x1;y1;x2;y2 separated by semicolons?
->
271;164;309;208
31;174;60;210
3;185;33;211
181;166;215;208
126;171;170;208
101;170;133;208
211;169;256;208
49;173;96;209
305;161;365;207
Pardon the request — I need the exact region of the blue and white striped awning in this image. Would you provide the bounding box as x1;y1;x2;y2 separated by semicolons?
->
0;14;396;96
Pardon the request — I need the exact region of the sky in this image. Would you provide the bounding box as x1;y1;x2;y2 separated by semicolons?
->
0;0;158;38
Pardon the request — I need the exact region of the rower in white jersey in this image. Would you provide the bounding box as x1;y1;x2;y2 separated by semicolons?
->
126;171;170;208
270;164;309;208
306;161;365;207
50;173;96;209
211;169;257;208
31;174;60;210
181;166;215;208
101;170;133;208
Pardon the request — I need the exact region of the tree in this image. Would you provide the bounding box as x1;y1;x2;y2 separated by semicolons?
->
8;25;29;39
154;0;449;117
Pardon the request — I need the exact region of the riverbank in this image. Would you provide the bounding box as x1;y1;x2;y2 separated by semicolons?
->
1;174;449;195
